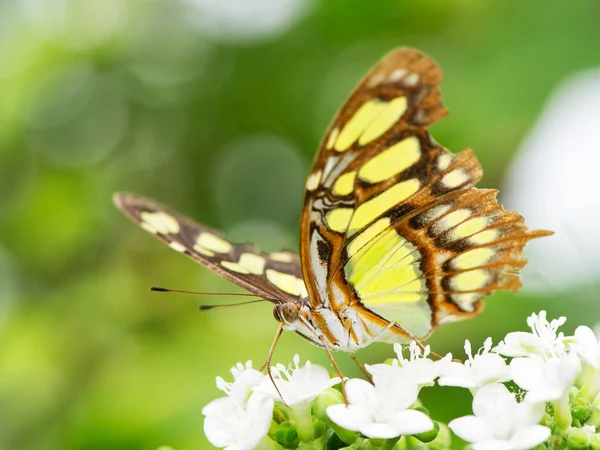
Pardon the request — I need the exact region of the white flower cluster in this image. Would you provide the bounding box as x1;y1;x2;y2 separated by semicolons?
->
202;311;600;450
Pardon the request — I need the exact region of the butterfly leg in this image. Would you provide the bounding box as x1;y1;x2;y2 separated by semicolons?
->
385;321;448;360
350;354;372;383
318;335;349;406
259;322;288;405
361;319;442;358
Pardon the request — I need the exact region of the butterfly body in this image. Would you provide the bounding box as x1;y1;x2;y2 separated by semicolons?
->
115;48;551;354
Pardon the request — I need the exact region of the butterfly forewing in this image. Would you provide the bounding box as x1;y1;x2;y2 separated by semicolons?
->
114;193;307;304
300;48;551;344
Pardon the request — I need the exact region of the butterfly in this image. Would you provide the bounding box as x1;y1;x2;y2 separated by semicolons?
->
114;48;551;364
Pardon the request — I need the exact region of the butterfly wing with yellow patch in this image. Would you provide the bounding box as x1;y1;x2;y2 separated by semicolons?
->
299;48;551;346
114;193;307;304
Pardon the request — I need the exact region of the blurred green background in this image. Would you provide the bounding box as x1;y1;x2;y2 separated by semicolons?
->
1;0;600;449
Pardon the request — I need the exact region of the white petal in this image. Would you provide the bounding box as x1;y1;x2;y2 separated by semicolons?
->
285;362;340;404
510;358;543;391
384;377;420;410
360;422;401;439
514;399;546;426
524;387;563;403
574;326;599;367
203;393;273;450
509;425;551;449
246;393;275;431
448;416;494;443
327;404;371;431
204;399;240;447
346;378;378;413
472;440;513;450
229;369;267;405
365;362;393;380
438;361;476;388
437;375;476;388
472;384;515;420
403;358;440;385
471;353;511;384
388;409;434;435
202;396;232;416
495;332;544;357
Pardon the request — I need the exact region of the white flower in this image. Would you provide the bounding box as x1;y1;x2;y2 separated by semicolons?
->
367;341;451;390
203;393;274;450
327;376;434;439
439;338;511;391
203;361;274;450
254;354;341;442
494;311;567;359
215;360;266;407
510;352;581;403
573;325;600;368
570;326;600;402
254;354;341;406
448;383;550;450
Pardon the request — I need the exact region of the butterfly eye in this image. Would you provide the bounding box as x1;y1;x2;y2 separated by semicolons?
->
276;303;299;324
272;306;282;322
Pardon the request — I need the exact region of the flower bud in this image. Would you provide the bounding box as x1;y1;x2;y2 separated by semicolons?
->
423;422;452;450
313;388;356;445
567;428;591;449
274;421;298;448
412;420;439;443
273;403;293;424
413;405;430;416
572;397;594;423
313;388;345;415
312;417;326;438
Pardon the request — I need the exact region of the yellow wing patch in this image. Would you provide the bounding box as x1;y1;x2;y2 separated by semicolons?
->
140;211;180;235
196;232;232;254
333;97;407;151
452;248;495;270
326;208;354;233
266;269;305;297
358;97;408;145
332;171;357;196
358;137;421;183
349;179;420;232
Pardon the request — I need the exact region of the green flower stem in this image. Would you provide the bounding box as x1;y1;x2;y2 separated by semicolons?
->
585;408;600;428
365;438;386;450
294;402;315;442
311;431;329;450
579;367;600;402
384;437;401;450
404;435;428;448
552;392;573;432
590;433;600;450
256;434;285;450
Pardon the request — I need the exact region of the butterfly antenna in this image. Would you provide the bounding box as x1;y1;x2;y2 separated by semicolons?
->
149;286;279;308
198;299;269;310
151;286;264;296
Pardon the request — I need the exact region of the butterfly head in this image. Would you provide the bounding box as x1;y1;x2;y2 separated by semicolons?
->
273;302;301;325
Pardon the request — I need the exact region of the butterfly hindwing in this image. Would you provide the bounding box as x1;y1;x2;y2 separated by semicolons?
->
114;193;306;304
300;48;551;343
